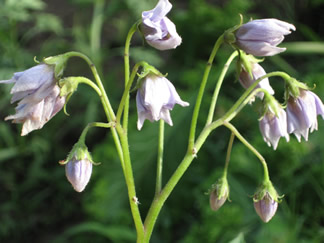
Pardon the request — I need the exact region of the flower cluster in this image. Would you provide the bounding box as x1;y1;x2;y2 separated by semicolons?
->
234;19;324;149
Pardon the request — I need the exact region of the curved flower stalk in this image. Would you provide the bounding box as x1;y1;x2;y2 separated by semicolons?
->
235;18;296;56
287;89;324;142
239;62;274;101
259;104;289;150
0;64;65;136
136;73;189;130
141;0;182;50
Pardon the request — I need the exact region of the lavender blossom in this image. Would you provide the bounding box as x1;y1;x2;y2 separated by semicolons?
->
235;19;296;56
287;89;324;142
65;155;93;192
254;192;278;223
136;74;189;130
141;0;182;50
259;106;289;150
0;64;65;136
239;63;274;100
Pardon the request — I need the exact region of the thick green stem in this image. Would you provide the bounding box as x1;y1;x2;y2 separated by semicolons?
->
123;22;139;132
206;51;238;125
188;34;224;152
223;122;270;182
116;124;144;240
155;120;165;195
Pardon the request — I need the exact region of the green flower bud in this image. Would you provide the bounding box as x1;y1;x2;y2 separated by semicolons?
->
209;178;229;211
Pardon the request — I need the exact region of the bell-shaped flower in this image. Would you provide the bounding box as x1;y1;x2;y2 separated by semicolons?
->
239;62;274;101
287;89;324;142
0;64;65;136
136;73;189;130
235;18;296;56
65;156;93;193
253;181;281;223
209;177;229;211
259;104;289;150
141;0;182;50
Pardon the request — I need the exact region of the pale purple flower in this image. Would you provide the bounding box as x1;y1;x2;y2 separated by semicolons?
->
254;192;278;223
141;0;182;50
239;63;274;100
287;89;324;142
259;106;289;150
0;64;65;136
65;156;93;192
136;74;189;130
235;18;296;56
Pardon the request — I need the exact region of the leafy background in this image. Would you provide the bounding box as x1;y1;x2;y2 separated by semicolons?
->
0;0;324;242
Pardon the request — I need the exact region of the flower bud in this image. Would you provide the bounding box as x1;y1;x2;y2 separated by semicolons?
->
253;192;278;223
65;156;93;193
253;181;281;223
61;143;97;192
209;178;229;211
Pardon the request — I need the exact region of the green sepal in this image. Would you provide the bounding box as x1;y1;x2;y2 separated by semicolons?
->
224;14;244;44
261;94;283;119
134;63;165;91
210;177;230;201
285;78;309;98
43;54;68;79
253;180;284;203
238;51;264;78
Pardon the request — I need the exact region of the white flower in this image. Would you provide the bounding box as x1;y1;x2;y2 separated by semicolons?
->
0;64;65;136
141;0;182;50
235;18;296;56
136;74;189;130
259;106;289;150
287;89;324;141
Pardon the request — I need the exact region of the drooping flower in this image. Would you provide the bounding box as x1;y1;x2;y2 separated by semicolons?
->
254;192;278;223
239;62;274;100
259;105;289;150
235;18;296;56
65;155;93;193
287;89;324;142
136;73;189;130
253;181;281;223
141;0;182;50
0;64;65;136
209;178;229;211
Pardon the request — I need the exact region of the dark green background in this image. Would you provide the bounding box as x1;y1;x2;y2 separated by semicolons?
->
0;0;324;242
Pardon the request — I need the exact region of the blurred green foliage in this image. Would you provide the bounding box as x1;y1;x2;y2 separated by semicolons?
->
0;0;324;242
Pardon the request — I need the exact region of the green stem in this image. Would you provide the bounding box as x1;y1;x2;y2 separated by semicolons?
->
223;122;270;182
62;51;124;166
116;61;146;124
223;132;235;178
90;0;105;67
206;51;238;125
79;122;113;144
155;120;165;195
116;124;144;240
65;76;102;97
123;22;139;133
188;34;224;152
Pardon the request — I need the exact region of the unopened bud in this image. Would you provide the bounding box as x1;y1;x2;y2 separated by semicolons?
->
253;192;278;223
209;178;229;211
